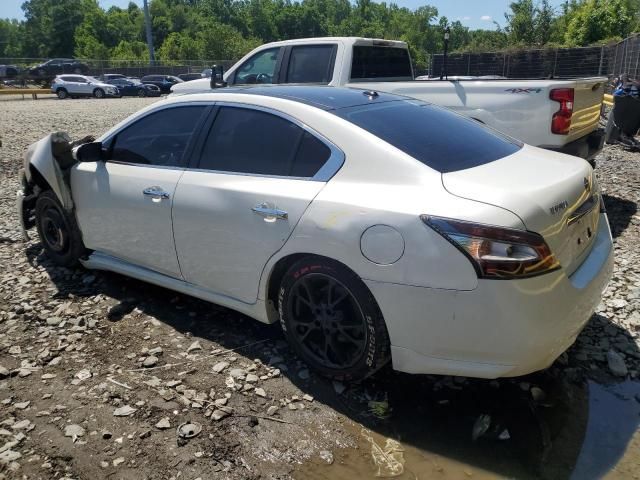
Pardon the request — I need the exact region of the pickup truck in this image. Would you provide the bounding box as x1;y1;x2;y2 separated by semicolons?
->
171;37;605;163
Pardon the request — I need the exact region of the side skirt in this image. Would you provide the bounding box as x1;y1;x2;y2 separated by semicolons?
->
80;251;272;324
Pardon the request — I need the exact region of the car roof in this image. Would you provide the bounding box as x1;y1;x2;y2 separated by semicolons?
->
190;85;407;111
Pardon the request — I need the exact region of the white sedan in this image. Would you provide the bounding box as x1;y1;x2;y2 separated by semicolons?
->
17;86;613;380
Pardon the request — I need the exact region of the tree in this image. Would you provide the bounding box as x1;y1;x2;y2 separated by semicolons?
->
564;0;636;46
21;0;95;57
0;19;24;57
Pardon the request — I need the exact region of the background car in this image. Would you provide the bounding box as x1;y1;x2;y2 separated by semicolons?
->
51;75;121;99
140;74;183;93
29;58;89;79
106;78;161;97
18;86;613;382
99;73;130;82
0;65;20;79
178;73;202;82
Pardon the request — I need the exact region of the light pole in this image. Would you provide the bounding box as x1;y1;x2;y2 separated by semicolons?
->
440;26;450;80
143;0;155;66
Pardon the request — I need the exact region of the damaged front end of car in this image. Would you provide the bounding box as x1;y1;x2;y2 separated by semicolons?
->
17;132;94;240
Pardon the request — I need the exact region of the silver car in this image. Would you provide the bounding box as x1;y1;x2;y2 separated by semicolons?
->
51;75;121;99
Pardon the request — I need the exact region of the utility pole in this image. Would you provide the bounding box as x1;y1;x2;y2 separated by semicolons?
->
143;0;155;65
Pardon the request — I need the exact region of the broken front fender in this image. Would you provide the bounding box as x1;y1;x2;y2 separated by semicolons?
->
23;133;75;211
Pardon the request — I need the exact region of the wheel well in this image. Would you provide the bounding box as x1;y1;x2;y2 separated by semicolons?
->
266;253;363;322
29;165;52;192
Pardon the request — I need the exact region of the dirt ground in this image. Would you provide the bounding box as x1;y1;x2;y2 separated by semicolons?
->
0;95;639;480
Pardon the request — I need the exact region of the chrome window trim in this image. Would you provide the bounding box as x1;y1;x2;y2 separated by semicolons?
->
101;100;214;146
197;101;344;182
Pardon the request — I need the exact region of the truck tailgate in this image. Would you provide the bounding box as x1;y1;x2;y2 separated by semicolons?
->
567;77;605;143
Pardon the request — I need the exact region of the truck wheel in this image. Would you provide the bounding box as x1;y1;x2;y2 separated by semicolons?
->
56;89;68;99
93;88;105;99
279;257;390;381
35;191;85;267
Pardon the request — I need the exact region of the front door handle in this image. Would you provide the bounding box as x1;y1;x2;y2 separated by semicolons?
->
143;186;170;200
251;203;288;220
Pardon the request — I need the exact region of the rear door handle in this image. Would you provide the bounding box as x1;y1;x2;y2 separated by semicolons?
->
251;203;288;220
143;186;170;199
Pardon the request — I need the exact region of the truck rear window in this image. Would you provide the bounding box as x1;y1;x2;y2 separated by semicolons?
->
350;46;412;80
336;101;522;173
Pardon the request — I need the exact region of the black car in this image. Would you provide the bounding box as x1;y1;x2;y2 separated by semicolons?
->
99;73;129;82
0;65;20;79
139;75;183;93
106;78;161;97
178;73;202;82
29;58;89;79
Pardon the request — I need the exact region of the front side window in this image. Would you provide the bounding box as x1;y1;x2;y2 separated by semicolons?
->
285;45;335;84
233;48;280;85
198;106;331;178
110;106;207;167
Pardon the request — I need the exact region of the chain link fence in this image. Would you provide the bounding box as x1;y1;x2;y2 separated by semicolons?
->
430;33;640;80
0;58;236;82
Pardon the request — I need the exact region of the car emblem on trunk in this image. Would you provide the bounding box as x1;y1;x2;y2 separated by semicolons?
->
550;200;569;215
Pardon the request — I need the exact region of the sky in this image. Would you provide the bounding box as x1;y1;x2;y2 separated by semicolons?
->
0;0;568;31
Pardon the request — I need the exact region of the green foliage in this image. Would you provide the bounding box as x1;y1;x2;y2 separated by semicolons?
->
564;0;636;46
1;0;638;66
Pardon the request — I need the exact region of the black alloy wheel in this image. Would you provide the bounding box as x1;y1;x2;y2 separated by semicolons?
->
279;257;390;380
35;191;85;266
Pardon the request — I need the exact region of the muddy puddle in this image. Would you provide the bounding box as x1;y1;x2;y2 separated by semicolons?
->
295;374;640;480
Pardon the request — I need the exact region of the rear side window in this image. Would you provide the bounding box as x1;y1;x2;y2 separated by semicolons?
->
198;107;331;177
292;132;331;177
285;45;335;84
110;106;207;167
336;101;522;173
351;46;412;80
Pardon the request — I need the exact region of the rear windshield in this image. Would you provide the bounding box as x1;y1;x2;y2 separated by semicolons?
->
350;46;412;80
336;101;522;173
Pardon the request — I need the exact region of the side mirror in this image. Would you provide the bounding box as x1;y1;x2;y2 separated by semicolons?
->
210;64;227;89
73;141;104;163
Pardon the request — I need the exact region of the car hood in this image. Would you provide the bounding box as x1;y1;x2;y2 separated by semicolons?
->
441;144;600;276
170;78;211;94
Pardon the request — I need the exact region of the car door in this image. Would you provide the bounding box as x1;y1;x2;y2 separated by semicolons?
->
71;104;210;278
70;76;90;95
59;76;79;94
173;104;342;303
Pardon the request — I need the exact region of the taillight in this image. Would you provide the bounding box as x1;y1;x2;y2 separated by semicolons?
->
421;216;560;279
550;88;574;135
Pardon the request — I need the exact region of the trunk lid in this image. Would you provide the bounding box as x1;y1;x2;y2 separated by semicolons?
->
442;145;600;275
565;77;605;143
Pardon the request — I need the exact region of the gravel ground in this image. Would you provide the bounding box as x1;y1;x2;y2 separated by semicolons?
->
0;96;639;480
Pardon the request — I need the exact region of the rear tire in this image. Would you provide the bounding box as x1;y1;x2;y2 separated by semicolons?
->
93;88;105;99
56;89;68;99
35;191;85;267
279;257;390;381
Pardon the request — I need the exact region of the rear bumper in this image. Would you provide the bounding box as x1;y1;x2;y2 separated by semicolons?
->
366;213;614;378
545;128;605;164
